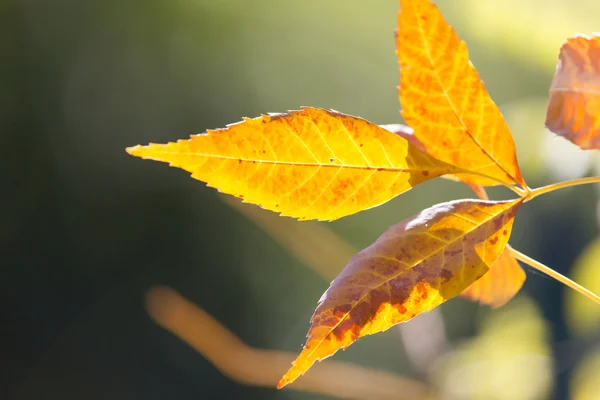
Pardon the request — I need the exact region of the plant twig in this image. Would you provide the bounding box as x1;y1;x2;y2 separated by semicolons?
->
145;286;436;400
508;247;600;305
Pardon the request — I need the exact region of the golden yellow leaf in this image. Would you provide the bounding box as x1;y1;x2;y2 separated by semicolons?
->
397;0;525;187
279;198;523;388
126;108;459;221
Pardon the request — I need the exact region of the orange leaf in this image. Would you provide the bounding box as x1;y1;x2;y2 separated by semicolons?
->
460;249;526;308
127;108;459;221
458;182;526;308
278;198;523;388
396;0;525;187
546;34;600;150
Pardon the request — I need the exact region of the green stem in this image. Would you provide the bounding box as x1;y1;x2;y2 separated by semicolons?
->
525;176;600;202
508;247;600;305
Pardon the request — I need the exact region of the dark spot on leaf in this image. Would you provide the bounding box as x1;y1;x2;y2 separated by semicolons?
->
503;229;508;236
330;158;335;162
440;269;453;282
422;170;429;176
359;143;364;147
490;236;499;245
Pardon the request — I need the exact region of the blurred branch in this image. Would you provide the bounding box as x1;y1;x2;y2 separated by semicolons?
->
146;286;436;400
223;196;449;375
221;195;354;280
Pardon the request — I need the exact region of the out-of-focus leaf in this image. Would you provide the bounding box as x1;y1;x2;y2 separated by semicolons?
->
279;198;523;388
565;236;600;335
433;296;552;400
546;34;600;150
460;249;526;308
571;344;600;400
396;0;525;188
127;108;459;221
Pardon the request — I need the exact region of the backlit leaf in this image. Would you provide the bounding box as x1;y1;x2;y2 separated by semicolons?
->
279;198;523;388
546;34;600;150
127;108;459;221
396;0;525;187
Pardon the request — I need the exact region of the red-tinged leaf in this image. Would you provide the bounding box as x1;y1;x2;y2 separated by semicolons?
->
546;34;600;150
397;0;525;187
279;198;523;388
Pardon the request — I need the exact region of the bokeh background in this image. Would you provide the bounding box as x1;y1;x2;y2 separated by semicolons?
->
3;0;600;399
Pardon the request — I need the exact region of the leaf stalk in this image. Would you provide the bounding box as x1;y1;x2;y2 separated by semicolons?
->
508;247;600;306
525;176;600;202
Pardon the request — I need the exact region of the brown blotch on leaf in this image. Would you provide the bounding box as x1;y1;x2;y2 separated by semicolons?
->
489;236;499;245
440;268;453;282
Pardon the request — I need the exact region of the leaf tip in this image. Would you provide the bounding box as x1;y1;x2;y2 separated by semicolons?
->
277;367;302;389
125;145;143;156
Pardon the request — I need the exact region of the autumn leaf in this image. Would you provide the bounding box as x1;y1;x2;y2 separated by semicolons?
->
546;34;600;150
127;108;459;221
459;183;526;308
396;0;525;187
278;198;523;388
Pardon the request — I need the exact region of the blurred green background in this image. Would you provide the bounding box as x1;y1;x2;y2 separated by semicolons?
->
3;0;600;399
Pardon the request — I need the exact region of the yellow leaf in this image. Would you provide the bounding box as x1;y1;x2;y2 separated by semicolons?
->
279;198;523;388
397;0;525;187
126;108;459;221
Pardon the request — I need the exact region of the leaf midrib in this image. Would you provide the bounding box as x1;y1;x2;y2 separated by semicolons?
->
146;150;455;172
